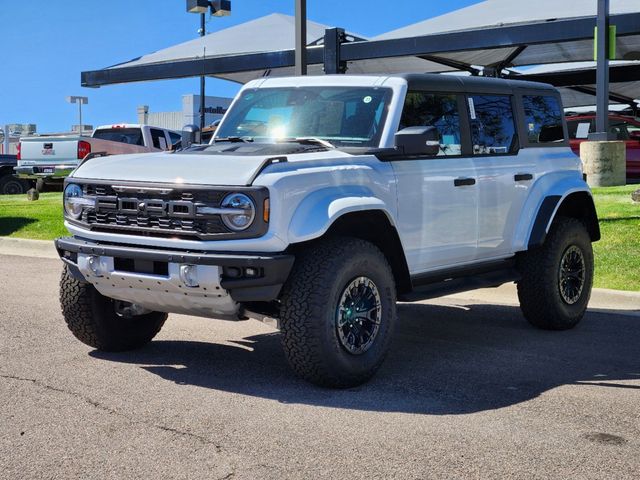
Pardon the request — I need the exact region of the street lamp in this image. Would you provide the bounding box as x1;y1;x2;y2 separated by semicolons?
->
66;96;89;136
186;0;231;132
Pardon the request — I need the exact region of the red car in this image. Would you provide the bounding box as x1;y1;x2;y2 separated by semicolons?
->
566;113;640;179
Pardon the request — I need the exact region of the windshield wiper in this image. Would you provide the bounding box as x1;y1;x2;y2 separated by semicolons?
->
214;136;254;143
281;137;336;149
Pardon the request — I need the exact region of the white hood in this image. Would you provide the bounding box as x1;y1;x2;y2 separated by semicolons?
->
72;152;273;186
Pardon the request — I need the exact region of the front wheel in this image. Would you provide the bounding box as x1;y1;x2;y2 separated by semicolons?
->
517;217;594;330
279;237;397;388
59;265;167;351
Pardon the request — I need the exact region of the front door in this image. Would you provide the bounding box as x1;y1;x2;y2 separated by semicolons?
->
392;91;478;273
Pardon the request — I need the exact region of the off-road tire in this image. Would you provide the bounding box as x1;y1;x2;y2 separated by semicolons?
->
279;237;397;388
517;216;594;330
60;265;167;351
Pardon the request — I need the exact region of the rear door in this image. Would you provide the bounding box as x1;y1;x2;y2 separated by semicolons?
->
391;91;478;272
473;92;565;260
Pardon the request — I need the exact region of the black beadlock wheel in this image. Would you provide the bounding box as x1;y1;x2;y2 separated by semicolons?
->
279;237;397;388
59;265;167;351
517;216;594;330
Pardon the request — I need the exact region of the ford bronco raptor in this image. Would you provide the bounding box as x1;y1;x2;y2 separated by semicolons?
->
56;74;599;387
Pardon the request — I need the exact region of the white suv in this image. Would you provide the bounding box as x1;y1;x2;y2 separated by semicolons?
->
56;74;600;387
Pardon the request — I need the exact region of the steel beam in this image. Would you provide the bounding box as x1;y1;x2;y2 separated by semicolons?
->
589;0;611;141
295;0;307;75
568;85;637;107
339;12;640;61
323;28;346;74
512;63;640;86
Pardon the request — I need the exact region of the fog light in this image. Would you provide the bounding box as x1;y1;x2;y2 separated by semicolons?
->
180;264;199;287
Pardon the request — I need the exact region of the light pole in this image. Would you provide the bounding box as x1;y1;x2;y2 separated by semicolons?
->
186;0;231;132
66;96;89;135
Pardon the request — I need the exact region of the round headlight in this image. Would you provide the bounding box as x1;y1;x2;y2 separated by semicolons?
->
64;184;84;219
221;193;255;231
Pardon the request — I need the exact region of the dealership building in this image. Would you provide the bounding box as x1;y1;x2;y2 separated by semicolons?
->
137;94;233;131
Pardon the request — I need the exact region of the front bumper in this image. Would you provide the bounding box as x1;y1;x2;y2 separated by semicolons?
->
55;237;295;319
15;164;76;180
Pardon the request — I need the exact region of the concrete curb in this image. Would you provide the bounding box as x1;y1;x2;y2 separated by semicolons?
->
1;236;638;315
0;237;58;259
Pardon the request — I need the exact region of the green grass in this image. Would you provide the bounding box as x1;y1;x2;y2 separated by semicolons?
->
0;192;68;240
591;185;640;291
0;185;639;291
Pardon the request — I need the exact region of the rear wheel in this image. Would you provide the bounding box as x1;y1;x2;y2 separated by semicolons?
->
0;174;29;195
517;217;594;330
279;237;397;388
60;265;167;351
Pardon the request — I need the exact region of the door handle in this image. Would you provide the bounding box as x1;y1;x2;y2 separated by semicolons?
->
454;177;476;187
514;173;533;182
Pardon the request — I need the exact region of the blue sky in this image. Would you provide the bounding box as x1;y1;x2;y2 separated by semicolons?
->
0;0;480;132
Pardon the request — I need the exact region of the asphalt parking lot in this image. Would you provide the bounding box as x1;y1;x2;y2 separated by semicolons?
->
1;254;638;479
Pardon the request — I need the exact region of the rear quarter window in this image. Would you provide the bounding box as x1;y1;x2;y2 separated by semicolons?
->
522;95;565;144
468;95;517;155
93;128;144;146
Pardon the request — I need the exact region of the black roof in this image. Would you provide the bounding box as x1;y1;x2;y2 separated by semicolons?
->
396;73;558;95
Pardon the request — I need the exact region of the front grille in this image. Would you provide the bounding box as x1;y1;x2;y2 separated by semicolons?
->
73;182;267;240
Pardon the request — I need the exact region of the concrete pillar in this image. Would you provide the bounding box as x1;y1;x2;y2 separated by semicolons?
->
137;105;149;125
579;141;626;187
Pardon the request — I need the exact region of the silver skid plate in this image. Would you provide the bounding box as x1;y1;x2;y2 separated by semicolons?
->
77;254;240;319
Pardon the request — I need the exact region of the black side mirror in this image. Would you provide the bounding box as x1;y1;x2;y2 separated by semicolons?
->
394;126;440;156
181;124;201;149
630;131;640;142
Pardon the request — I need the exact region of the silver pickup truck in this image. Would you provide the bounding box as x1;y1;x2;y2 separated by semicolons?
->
15;124;180;186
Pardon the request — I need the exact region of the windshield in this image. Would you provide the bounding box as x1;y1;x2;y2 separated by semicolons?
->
215;87;393;147
93;128;144;146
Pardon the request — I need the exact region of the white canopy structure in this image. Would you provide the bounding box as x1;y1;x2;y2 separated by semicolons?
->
81;0;640;119
105;13;449;85
374;0;640;71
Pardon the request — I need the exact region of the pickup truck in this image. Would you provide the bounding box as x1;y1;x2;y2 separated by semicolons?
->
55;74;599;387
15;124;181;185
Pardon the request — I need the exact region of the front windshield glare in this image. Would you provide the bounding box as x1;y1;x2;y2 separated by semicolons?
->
215;87;392;147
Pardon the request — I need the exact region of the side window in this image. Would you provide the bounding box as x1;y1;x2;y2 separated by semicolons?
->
522;95;565;144
400;92;462;156
168;131;181;147
468;95;517;155
567;119;592;139
609;119;630;141
150;129;168;150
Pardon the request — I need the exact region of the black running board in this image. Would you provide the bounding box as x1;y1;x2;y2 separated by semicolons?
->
399;261;520;302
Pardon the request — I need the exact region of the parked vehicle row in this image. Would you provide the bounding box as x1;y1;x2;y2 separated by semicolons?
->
566;112;640;179
0;154;33;194
14;124;180;188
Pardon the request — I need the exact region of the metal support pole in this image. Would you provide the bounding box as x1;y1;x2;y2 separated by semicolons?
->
323;28;346;74
2;125;9;155
589;0;611;141
200;12;206;131
78;102;83;135
295;0;307;75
